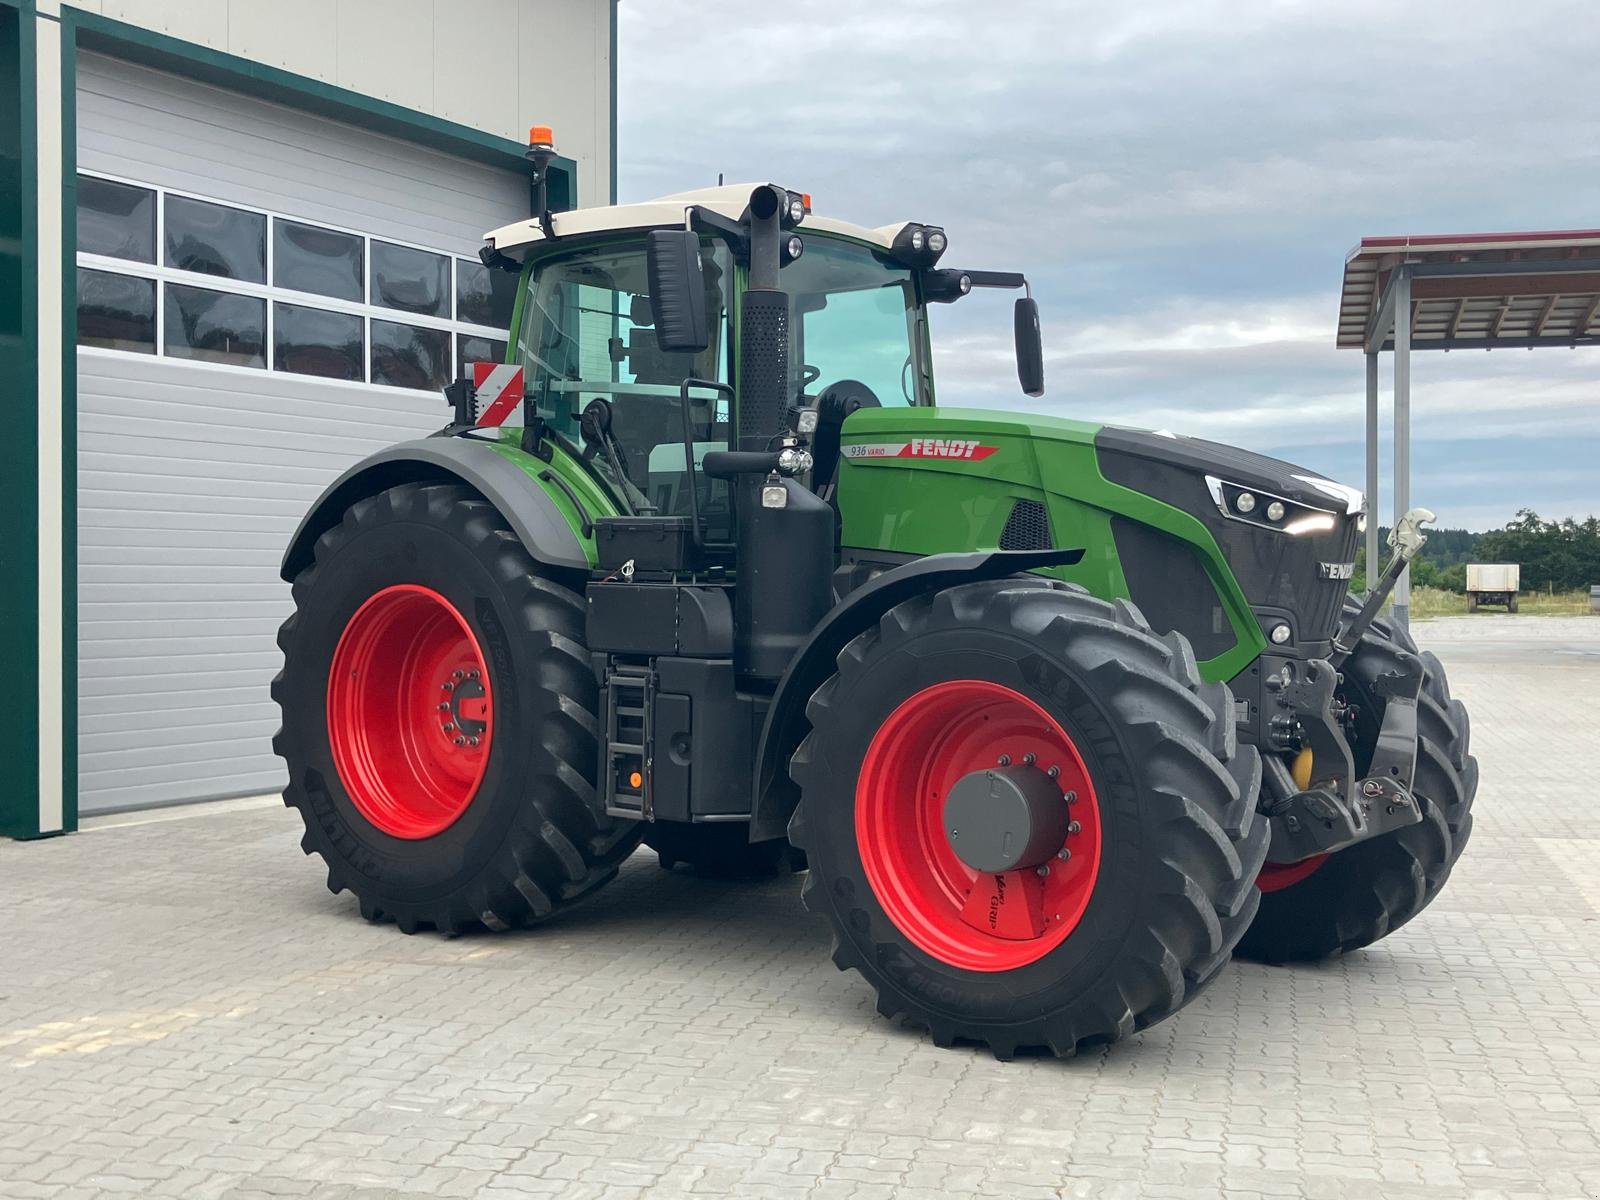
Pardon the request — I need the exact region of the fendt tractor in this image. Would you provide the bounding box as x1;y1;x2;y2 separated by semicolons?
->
274;131;1477;1058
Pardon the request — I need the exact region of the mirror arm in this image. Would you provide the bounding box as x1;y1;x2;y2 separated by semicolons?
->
686;206;750;259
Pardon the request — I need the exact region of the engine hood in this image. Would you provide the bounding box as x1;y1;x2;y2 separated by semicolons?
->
1094;426;1364;516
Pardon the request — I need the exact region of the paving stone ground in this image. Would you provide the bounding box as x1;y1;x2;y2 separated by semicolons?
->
3;615;1599;1199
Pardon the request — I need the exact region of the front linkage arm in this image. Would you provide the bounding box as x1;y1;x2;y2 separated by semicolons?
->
1333;506;1436;663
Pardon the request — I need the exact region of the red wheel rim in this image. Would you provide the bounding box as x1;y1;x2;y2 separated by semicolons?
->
1256;854;1328;893
854;680;1102;972
326;585;494;839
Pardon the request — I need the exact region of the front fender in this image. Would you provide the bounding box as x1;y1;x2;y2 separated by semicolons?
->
747;547;1084;843
281;436;596;581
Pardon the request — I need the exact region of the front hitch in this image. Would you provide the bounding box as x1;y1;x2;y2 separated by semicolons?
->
1260;648;1425;863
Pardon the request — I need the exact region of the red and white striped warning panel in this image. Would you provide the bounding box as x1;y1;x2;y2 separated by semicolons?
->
471;362;525;427
841;438;999;462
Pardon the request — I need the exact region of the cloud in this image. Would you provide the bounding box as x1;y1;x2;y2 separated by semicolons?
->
617;0;1600;527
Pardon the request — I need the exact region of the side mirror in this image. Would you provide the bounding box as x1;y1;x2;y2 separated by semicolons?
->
1014;297;1044;397
645;229;710;353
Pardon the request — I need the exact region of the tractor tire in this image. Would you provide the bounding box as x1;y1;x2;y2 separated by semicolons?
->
788;578;1268;1059
273;482;642;934
645;821;799;877
1236;603;1477;962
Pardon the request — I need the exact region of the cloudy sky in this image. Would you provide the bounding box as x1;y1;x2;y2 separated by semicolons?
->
617;1;1600;530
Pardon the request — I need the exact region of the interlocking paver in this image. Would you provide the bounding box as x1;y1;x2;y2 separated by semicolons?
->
2;615;1597;1199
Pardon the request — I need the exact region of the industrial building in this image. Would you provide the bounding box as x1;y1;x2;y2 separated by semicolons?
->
1;0;615;836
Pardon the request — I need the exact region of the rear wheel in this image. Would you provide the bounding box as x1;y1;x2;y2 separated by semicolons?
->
1236;605;1477;962
273;483;642;934
789;580;1267;1058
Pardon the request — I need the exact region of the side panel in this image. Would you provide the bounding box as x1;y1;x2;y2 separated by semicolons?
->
834;407;1265;682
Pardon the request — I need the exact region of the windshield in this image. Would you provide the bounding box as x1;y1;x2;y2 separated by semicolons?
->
785;238;928;406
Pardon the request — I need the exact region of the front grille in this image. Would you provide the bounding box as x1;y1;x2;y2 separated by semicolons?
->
1299;519;1362;643
999;499;1052;550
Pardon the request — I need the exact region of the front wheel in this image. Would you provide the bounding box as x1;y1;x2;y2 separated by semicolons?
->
788;580;1267;1058
273;483;642;934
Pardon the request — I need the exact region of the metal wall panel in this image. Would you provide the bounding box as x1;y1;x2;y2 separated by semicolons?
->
76;53;526;812
82;0;613;204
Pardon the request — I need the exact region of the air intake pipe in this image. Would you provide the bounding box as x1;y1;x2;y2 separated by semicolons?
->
728;186;832;681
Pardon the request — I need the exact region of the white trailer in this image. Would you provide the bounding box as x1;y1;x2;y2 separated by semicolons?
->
1466;563;1521;612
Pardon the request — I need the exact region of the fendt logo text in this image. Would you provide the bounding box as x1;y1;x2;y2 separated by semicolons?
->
843;440;1000;462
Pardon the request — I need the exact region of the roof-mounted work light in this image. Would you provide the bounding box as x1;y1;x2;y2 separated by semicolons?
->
890;223;948;268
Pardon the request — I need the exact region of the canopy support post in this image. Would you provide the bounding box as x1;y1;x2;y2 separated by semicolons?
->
1391;269;1412;631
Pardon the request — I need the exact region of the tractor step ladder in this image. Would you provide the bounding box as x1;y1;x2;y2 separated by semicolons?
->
603;665;654;819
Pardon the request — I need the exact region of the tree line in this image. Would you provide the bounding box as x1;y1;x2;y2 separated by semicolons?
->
1351;509;1600;593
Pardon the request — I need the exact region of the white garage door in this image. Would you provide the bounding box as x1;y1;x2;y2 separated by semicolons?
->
75;53;528;813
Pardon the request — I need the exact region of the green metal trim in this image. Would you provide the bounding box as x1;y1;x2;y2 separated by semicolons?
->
0;1;46;837
62;9;576;194
57;5;76;831
609;0;618;205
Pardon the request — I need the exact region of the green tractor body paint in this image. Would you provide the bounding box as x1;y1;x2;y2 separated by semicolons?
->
273;153;1476;1058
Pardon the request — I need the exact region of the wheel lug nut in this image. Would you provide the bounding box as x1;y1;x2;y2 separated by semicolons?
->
468;737;479;747
1047;765;1060;779
454;737;466;746
442;722;455;732
997;754;1011;766
453;670;464;680
1023;752;1036;766
1064;790;1078;805
1068;821;1081;835
438;703;450;711
1057;848;1072;862
468;670;479;680
442;681;454;692
1036;864;1050;877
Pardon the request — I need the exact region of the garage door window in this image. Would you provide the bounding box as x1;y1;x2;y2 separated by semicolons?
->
372;241;449;317
75;171;514;391
275;221;364;302
164;195;265;283
274;303;363;381
165;284;267;368
78;268;156;353
77;176;155;263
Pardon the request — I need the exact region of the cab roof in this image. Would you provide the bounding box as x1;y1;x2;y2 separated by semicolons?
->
482;183;920;262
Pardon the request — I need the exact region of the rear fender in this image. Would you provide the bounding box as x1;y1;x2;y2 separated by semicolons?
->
747;547;1084;843
281;437;596;582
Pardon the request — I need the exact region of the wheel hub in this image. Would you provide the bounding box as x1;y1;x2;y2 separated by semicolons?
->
943;764;1070;873
327;585;494;840
854;679;1103;972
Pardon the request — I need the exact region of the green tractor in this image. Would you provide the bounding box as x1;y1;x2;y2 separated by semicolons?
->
274;149;1476;1057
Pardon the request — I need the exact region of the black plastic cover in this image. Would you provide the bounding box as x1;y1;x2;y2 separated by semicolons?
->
594;515;700;573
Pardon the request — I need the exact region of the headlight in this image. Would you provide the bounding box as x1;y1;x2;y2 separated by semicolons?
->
1206;476;1339;536
928;230;947;254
